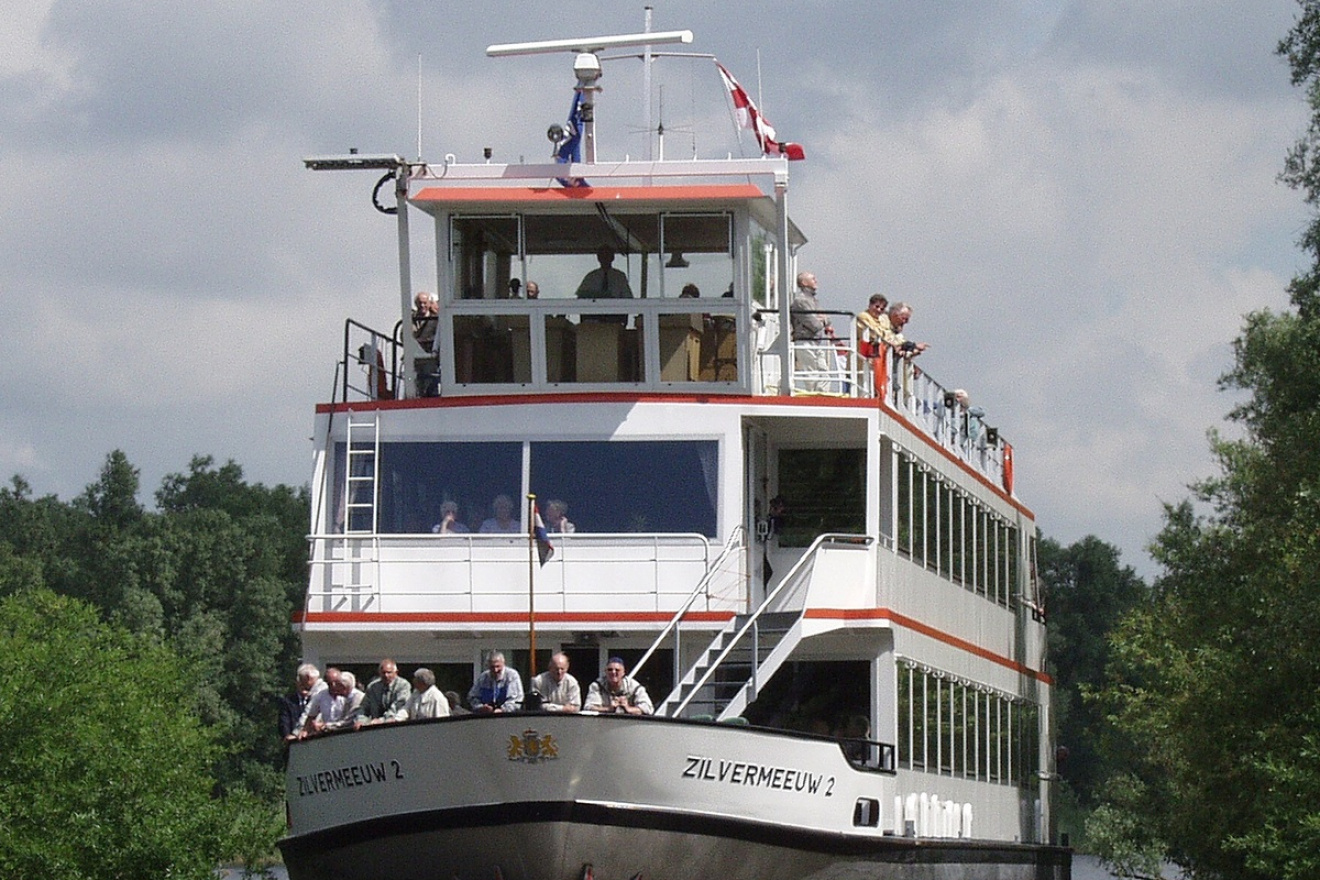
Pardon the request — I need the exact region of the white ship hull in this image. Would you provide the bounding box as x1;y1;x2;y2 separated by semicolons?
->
280;714;1068;880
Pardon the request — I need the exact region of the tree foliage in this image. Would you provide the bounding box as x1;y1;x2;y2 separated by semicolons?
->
1039;536;1147;814
1084;6;1320;877
0;453;309;804
0;588;272;879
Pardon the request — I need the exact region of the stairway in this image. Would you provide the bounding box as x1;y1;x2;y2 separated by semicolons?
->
655;608;805;721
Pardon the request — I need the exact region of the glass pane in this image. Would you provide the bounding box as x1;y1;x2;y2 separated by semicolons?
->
776;448;866;547
453;314;531;384
660;213;733;299
523;213;657;300
530;440;717;535
896;455;911;557
347;441;525;534
450;215;520;301
697;312;738;382
544;313;643;384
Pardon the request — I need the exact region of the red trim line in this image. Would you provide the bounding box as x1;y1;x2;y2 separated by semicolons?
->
292;610;734;625
410;184;765;204
803;607;1054;685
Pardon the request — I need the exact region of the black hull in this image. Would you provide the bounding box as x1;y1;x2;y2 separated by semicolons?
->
280;801;1071;880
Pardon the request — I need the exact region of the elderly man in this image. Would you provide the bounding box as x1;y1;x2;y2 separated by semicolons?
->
585;656;653;715
403;668;450;720
357;658;412;726
297;669;364;738
876;301;929;359
280;663;325;741
469;651;524;714
530;652;581;713
789;271;837;392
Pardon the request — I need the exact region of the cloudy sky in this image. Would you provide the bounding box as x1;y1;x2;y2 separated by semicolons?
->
0;0;1310;577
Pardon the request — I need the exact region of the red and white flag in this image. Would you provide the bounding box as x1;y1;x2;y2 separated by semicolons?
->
715;61;805;161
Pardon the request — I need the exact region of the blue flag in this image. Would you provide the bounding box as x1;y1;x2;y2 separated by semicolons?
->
555;92;588;188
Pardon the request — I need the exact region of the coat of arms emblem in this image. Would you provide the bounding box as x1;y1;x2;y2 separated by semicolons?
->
507;729;559;764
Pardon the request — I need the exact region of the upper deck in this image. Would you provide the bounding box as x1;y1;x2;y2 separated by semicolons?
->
322;154;1013;493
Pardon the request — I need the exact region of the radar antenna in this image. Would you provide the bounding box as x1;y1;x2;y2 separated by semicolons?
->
486;29;693;163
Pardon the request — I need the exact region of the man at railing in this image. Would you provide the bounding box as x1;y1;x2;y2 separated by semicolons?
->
790;271;839;393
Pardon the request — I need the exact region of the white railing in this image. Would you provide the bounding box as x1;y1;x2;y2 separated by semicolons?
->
304;532;747;617
755;334;1009;489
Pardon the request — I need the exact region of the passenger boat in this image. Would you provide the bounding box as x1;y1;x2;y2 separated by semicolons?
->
280;25;1070;880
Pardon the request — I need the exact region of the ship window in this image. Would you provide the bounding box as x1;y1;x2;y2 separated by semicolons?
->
453;314;532;384
660;213;734;299
896;455;911;558
522;213;659;300
450;215;521;300
853;798;881;828
529;440;717;536
363;442;523;534
775;448;866;547
542;313;645;384
897;664;912;769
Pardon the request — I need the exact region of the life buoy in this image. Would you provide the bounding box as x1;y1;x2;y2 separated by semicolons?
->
872;347;889;398
1002;442;1014;494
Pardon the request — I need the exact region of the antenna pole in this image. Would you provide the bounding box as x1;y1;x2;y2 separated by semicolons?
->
643;7;653;161
416;55;423;161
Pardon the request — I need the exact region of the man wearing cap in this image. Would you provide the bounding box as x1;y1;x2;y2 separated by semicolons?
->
585;657;653;715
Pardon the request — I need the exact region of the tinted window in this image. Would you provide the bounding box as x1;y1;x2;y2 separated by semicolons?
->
530;441;717;535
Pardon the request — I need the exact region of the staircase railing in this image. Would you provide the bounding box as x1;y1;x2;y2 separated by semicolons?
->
664;532;872;718
632;525;746;687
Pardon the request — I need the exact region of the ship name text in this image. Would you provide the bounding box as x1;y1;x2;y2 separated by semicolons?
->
297;759;404;797
682;755;834;797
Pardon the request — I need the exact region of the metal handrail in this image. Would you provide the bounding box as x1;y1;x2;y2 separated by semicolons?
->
632;525;746;683
341;318;401;402
669;532;873;716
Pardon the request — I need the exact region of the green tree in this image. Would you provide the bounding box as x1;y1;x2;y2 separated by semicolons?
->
0;588;273;879
0;452;310;805
1038;536;1147;836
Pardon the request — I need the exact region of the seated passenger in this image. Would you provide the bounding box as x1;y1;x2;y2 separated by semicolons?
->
444;690;471;716
543;499;575;534
479;494;522;534
679;283;700;299
469;651;524;713
584;656;653;715
525;280;540;300
575;246;634;299
403;668;450;720
356;658;412;727
855;293;889;357
530;652;581;712
432;501;470;535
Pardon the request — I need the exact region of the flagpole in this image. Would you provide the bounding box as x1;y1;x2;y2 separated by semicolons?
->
526;493;538;679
